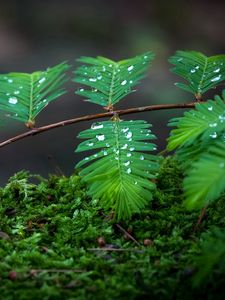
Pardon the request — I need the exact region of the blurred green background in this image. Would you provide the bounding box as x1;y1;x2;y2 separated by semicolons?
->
0;0;225;184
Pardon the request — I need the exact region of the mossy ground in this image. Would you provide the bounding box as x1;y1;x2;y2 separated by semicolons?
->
0;157;225;299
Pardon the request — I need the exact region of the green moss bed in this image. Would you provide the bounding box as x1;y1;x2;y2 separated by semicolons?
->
0;157;225;299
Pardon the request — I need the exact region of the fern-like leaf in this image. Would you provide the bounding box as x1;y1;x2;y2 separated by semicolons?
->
167;91;225;151
169;51;225;98
75;118;158;220
0;62;69;127
74;52;154;108
184;141;225;209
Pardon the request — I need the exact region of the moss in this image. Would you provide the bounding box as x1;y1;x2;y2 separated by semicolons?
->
0;156;225;299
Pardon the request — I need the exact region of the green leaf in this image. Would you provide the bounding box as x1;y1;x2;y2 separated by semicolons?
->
0;62;70;127
75;118;159;220
169;50;225;97
184;141;225;209
167;93;225;151
73;52;155;108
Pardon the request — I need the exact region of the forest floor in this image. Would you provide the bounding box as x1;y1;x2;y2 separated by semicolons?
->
0;157;225;300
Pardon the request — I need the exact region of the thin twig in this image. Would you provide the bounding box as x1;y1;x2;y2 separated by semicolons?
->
88;248;144;253
193;205;208;232
115;223;140;246
0;102;198;149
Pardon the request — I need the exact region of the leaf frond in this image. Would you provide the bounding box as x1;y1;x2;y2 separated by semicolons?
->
167;93;225;151
169;50;225;97
184;140;225;209
74;52;155;107
75;119;159;220
0;62;70;126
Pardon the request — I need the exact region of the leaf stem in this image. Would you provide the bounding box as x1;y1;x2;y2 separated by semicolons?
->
0;101;201;149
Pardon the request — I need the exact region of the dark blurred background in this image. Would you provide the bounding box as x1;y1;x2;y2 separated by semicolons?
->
0;0;225;184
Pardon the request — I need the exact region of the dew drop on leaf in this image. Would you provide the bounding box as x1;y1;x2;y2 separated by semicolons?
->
210;132;217;138
127;65;134;71
124;161;130;166
8;97;18;104
39;77;46;84
208;106;213;111
121;127;129;133
214;68;220;73
211;75;221;82
121;144;128;150
126;132;132;139
91;123;103;130
209;123;217;127
96;134;105;141
121;80;127;86
127;168;132;174
89;78;97;82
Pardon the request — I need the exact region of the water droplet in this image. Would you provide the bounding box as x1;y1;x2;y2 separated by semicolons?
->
219;115;225;122
209;123;217;127
153;147;157;150
210;132;217;138
121;80;127;86
8;79;13;83
109;64;113;67
195;65;200;69
94;154;98;157
126;132;132;139
91;123;103;130
84;157;89;160
134;181;138;185
127;168;131;174
208;106;213;111
103;151;108;156
140;155;144;160
129;147;135;151
190;69;196;73
102;66;106;71
127;65;134;71
97;75;102;80
214;68;220;73
127;153;131;157
177;58;183;62
87;142;94;146
96;134;105;141
129;80;133;84
39;77;46;84
8;97;18;104
89;78;97;82
121;127;129;133
106;143;110;147
124;161;130;166
79;88;84;92
19;86;23;89
14;90;20;95
211;75;222;82
144;55;148;59
121;144;128;150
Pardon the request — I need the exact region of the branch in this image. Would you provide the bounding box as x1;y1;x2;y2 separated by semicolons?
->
0;102;198;149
